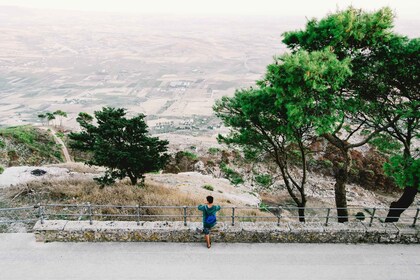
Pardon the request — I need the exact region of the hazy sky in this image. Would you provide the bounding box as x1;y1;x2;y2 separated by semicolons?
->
1;0;419;19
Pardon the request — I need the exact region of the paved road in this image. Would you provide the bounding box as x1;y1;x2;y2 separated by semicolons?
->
1;234;419;280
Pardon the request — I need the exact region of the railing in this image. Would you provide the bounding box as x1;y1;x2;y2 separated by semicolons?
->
0;206;39;224
1;203;419;228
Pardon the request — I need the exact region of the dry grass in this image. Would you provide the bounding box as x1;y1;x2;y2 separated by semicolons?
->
4;178;201;206
46;162;104;174
2;177;274;222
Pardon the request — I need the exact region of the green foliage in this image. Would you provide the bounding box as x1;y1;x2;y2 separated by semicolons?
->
260;49;352;136
202;184;214;191
0;139;5;149
283;7;394;57
220;163;244;185
254;174;272;187
53;110;67;118
0;165;4;174
319;159;333;169
208;147;220;155
258;202;270;212
179;151;198;161
55;132;65;139
46;112;55;122
384;156;420;190
1;126;36;144
0;125;63;162
69;107;169;185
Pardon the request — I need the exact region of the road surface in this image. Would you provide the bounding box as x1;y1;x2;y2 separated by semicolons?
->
0;234;419;280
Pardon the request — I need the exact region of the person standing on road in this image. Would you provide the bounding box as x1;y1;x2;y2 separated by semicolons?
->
198;196;221;249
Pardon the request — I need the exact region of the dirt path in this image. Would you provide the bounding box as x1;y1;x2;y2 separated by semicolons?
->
39;126;72;163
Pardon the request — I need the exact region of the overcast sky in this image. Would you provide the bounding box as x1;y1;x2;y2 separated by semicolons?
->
0;0;419;20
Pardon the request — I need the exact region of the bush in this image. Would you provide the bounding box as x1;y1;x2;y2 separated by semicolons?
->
220;163;244;185
319;159;333;169
179;151;198;161
0;165;4;174
55;132;65;139
202;184;214;191
208;147;220;155
255;174;272;187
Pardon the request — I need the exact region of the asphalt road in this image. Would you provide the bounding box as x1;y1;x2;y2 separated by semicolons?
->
1;234;419;280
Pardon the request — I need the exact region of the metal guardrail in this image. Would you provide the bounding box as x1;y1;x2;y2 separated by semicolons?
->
0;206;39;224
1;204;419;228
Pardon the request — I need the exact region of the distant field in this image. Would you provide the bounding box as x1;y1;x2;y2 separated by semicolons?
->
0;7;293;134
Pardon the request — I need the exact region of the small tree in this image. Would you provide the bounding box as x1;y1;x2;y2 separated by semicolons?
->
37;114;46;126
53;110;68;128
45;112;56;126
69;107;169;186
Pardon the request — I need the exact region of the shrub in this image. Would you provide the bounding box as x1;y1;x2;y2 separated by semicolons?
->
255;174;272;187
0;165;4;174
220;163;244;185
202;184;214;191
319;159;333;169
179;151;198;161
56;132;65;139
208;147;220;155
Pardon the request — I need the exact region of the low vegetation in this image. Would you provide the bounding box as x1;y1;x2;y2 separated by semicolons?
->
202;184;214;191
2;178;272;222
220;163;244;185
0;125;63;166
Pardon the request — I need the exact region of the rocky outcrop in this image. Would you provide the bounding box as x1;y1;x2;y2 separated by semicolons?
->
33;220;420;243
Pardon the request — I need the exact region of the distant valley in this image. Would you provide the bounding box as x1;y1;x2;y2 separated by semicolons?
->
0;7;301;139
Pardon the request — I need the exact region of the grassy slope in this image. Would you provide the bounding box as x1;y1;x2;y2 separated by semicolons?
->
0;125;63;167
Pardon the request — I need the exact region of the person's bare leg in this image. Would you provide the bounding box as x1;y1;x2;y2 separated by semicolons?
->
205;234;211;248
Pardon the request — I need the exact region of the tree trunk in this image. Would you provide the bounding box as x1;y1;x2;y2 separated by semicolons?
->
385;148;418;222
335;174;349;223
127;172;138;185
385;187;418;222
298;205;305;223
334;150;350;223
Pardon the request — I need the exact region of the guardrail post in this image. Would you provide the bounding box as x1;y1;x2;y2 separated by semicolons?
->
87;202;93;225
137;205;141;226
38;203;44;224
183;206;187;226
277;206;282;226
412;208;419;227
325;208;330;226
231;207;235;226
369;207;376;227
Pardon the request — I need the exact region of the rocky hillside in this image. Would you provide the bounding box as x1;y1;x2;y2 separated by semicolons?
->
163;141;400;194
0;125;63;169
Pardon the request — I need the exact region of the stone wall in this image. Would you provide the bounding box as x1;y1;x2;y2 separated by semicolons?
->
33;220;420;243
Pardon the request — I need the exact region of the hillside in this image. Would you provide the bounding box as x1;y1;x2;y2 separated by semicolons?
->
0;125;64;169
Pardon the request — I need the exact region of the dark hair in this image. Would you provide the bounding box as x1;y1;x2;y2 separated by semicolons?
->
206;196;214;203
